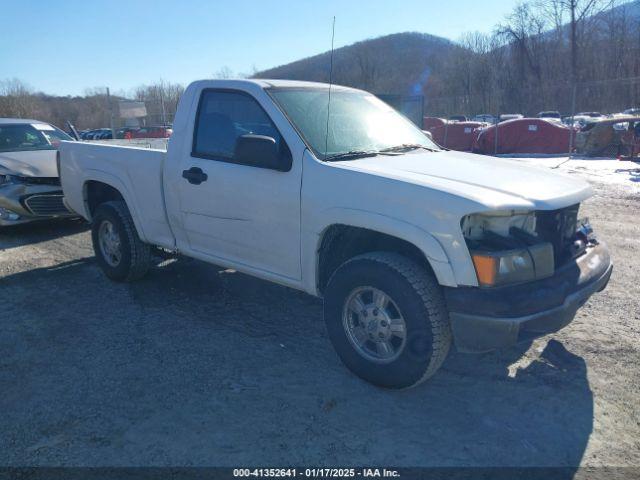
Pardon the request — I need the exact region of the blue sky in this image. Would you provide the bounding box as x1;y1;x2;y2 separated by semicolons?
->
1;0;520;96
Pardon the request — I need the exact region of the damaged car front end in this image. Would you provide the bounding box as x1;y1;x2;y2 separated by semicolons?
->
446;205;612;352
0;119;76;226
575;115;640;157
0;170;73;225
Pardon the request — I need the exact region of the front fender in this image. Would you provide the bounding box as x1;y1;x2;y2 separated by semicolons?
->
302;207;458;293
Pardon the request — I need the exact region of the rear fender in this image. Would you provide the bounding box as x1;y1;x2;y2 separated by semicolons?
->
82;170;149;243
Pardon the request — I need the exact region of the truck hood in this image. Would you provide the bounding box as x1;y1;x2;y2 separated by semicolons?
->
0;150;58;178
336;150;593;210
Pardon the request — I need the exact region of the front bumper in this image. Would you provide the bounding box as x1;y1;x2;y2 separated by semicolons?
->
444;242;612;353
0;183;74;226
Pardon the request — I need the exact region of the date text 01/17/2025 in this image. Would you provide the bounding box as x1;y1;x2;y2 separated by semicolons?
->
232;468;401;478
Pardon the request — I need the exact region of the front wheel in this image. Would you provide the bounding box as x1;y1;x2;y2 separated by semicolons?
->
91;201;151;282
324;252;451;389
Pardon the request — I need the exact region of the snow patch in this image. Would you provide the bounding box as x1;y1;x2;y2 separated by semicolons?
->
504;156;640;195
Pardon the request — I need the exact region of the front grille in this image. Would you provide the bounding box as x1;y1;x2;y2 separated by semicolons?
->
24;177;61;186
23;194;71;216
535;204;580;266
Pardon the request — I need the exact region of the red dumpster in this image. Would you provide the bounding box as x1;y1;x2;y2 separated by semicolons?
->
423;117;486;152
473;118;576;155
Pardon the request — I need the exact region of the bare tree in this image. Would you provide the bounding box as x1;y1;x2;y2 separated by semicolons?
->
214;66;234;79
538;0;613;83
498;3;547;81
0;79;40;119
352;44;380;90
134;80;184;125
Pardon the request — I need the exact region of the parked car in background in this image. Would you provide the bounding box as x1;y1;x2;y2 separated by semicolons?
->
116;127;139;139
0;118;76;225
131;125;173;139
472;114;496;124
81;129;107;140
59;79;611;389
82;129;97;140
576;112;604;118
90;129;114;140
96;129;113;140
575;116;640;157
623;108;640;115
499;114;523;122
564;115;589;128
538;111;562;120
448;115;467;122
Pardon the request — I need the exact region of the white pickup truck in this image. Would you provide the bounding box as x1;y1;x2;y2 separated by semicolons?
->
59;79;612;388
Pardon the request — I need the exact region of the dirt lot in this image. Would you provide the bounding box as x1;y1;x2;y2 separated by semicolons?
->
0;159;638;471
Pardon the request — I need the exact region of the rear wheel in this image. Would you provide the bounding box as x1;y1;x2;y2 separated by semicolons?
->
324;252;451;389
91;201;151;282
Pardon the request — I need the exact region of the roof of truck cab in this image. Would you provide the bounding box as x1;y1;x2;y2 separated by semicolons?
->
203;78;361;92
0;118;50;125
257;79;346;88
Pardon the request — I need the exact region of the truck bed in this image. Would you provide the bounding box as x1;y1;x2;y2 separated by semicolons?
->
59;141;175;249
93;138;170;150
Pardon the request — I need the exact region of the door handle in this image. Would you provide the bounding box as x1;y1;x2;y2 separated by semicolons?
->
182;167;208;185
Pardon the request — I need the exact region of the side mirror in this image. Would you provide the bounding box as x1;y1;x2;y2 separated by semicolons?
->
234;134;291;172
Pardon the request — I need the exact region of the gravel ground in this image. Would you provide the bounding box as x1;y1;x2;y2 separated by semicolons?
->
0;160;638;471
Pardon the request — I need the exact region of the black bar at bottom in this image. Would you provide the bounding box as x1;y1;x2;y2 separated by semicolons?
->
0;467;638;480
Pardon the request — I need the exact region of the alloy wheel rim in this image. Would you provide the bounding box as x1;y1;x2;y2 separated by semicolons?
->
98;220;122;267
342;286;407;364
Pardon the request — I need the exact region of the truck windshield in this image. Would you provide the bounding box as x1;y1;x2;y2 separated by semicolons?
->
269;88;439;160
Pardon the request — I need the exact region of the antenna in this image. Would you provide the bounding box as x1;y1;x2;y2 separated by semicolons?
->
324;16;336;158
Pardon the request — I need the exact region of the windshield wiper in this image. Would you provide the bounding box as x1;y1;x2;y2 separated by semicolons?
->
379;144;439;153
324;150;381;162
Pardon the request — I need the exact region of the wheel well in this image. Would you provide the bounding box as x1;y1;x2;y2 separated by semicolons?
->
317;225;434;294
85;181;124;218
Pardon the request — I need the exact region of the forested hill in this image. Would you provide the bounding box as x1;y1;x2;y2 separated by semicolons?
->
255;32;458;96
255;1;640;116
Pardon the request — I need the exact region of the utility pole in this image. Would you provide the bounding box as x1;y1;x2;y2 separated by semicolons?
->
159;84;167;126
106;87;117;140
494;114;499;155
568;83;577;156
568;0;578;157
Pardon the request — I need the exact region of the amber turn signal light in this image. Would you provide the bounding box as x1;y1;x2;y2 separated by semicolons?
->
471;254;498;287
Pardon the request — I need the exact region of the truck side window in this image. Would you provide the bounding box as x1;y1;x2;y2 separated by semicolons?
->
193;90;284;166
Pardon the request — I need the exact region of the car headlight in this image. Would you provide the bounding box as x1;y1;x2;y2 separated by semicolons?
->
0;174;24;186
471;242;554;287
462;210;555;287
0;206;21;221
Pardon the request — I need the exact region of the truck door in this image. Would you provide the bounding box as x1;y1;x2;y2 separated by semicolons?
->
175;89;302;281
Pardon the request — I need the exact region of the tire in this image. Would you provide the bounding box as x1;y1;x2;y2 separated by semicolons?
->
91;200;151;282
324;252;451;389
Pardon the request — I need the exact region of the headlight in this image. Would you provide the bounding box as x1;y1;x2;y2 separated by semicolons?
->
0;174;24;186
56;151;61;179
471;242;554;287
463;211;555;287
0;207;20;221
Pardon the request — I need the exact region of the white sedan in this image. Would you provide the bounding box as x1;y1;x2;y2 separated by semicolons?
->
0;118;76;225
